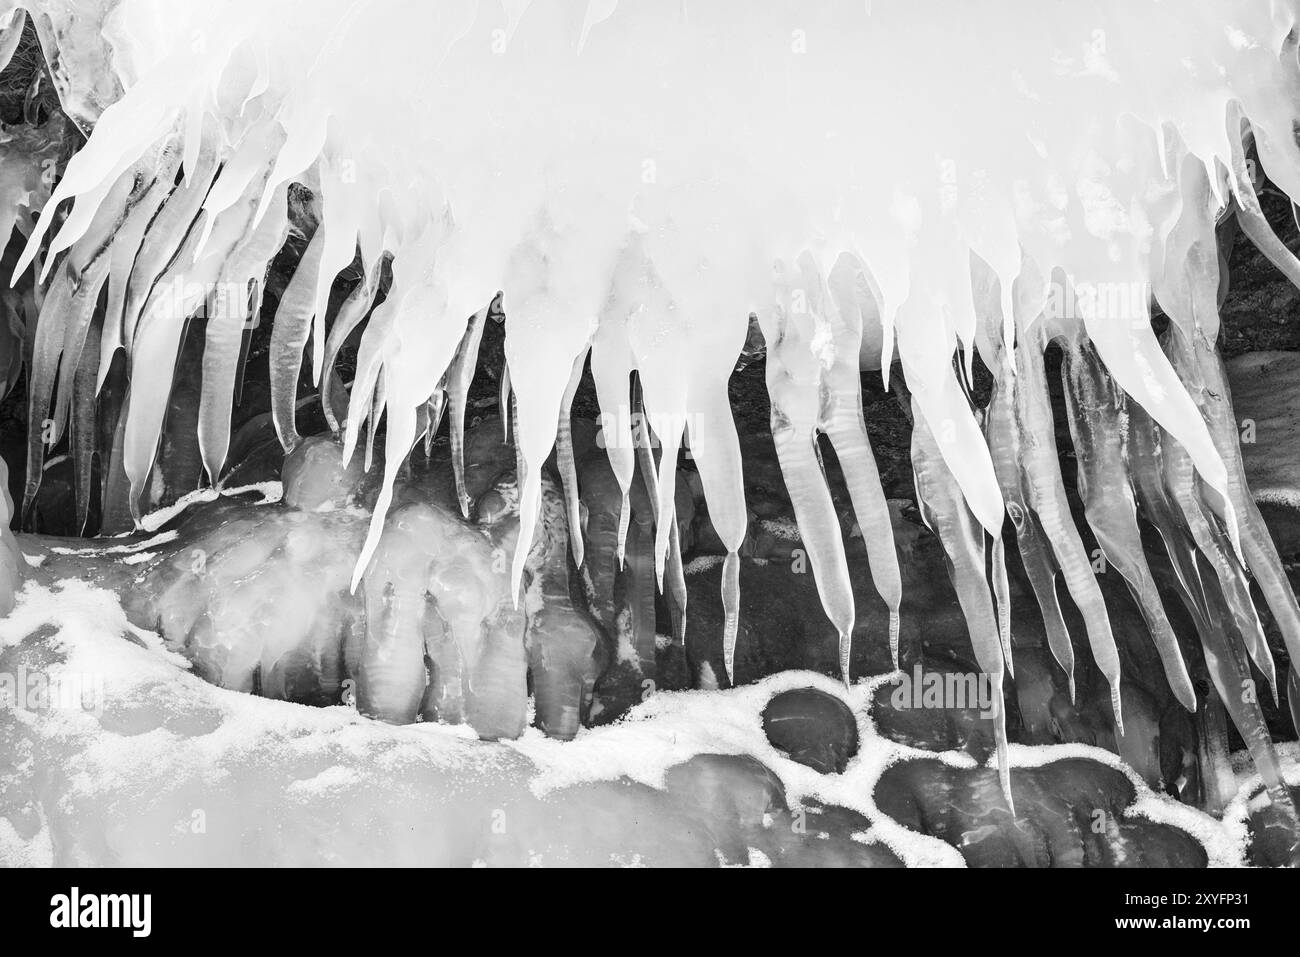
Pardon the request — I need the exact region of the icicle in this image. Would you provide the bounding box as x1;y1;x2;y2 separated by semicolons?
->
0;8;24;75
1127;401;1296;841
269;227;326;453
498;360;511;444
1083;292;1239;563
45;161;146;450
119;144;220;356
989;537;1014;678
1059;330;1197;711
498;208;610;606
823;253;904;667
555;344;589;566
631;373;687;646
320;256;385;433
446;306;491;518
306;157;362;385
1227;119;1300;289
721;550;741;683
0;454;18;616
1157;333;1278;701
760;261;857;679
99;150;181;393
193;123;286;257
349;227;474;591
1014;325;1124;733
1171;292;1300;687
589;309;637;568
912;399;1013;812
122;168;256;519
198;182;290;483
0;293;21;401
624;515;658;672
422;389;447;457
1289;666;1300;742
21;184;123;521
985;359;1076;700
70;314;100;534
894;295;1004;537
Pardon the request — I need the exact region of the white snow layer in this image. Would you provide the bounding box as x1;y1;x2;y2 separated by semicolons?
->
0;580;1257;867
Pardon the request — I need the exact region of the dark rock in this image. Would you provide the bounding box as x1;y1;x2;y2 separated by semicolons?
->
762;687;859;774
1245;785;1300;867
870;658;999;760
664;753;788;829
873;756;1208;868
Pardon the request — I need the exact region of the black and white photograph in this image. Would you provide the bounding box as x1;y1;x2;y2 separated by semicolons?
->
0;0;1295;923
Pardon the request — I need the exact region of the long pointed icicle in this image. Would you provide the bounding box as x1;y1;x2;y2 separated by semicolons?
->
122;167;250;519
984;350;1077;700
1155;354;1279;701
759;273;856;679
822;254;904;669
1198;571;1300;863
1015;327;1123;734
589;310;637;568
989;537;1015;679
22;199;120;521
1187;329;1300;688
198;182;290;483
53;160;167;436
0;9;25;75
1130;403;1299;852
269;228;327;453
1232;196;1300;291
120;145;220;356
1289;666;1300;742
554;345;589;566
98;149;181;393
1158;323;1278;697
1060;330;1197;712
70;314;100;534
912;399;1013;812
498;358;511;444
631;374;687;647
320;256;385;433
446;306;490;518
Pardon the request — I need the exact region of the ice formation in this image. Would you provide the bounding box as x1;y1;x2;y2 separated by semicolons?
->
4;0;1300;843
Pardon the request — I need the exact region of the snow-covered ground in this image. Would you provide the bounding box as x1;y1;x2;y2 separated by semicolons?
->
0;579;1270;867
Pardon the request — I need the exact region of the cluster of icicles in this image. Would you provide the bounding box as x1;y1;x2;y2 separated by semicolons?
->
4;0;1300;824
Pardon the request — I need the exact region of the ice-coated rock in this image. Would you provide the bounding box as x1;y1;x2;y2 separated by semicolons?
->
761;687;859;774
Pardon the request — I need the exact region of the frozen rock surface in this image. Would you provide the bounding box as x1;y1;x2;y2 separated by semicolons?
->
0;579;1261;867
761;687;858;774
1227;351;1300;552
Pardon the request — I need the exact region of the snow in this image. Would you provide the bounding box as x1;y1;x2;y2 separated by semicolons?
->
1222;742;1300;837
0;581;1255;866
138;482;283;532
49;530;178;555
683;555;723;576
760;518;802;542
